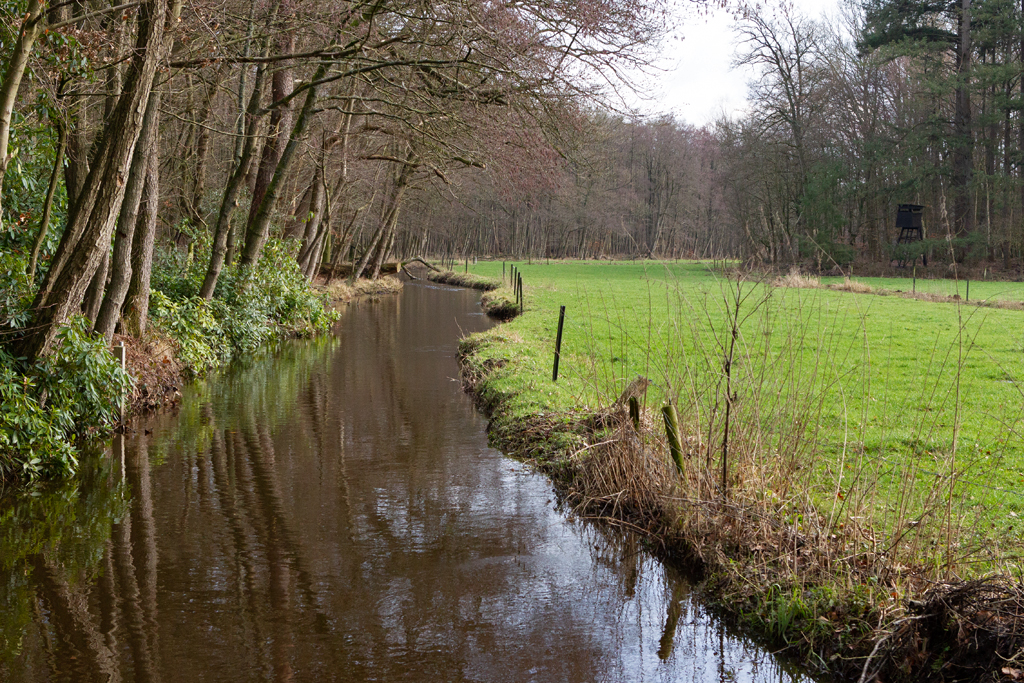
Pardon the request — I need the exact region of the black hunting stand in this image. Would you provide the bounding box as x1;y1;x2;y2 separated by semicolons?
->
893;203;926;268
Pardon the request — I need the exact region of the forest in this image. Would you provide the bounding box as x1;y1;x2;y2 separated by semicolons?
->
1;0;1023;479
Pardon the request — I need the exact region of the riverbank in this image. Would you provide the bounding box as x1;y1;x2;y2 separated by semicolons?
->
455;259;1024;682
425;269;522;319
318;274;404;303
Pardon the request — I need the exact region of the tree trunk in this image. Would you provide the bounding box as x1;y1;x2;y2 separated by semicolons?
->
28;122;67;280
244;33;294;237
184;74;221;226
64;92;89;206
94;89;161;341
199;64;267;299
368;193;407;280
238;61;326;268
296;168;326;276
952;0;973;238
352;153;416;280
370;223;398;280
122;141;159;338
15;0;177;360
82;250;108;322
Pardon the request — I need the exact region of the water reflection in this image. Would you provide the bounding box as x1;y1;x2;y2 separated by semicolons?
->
0;283;815;682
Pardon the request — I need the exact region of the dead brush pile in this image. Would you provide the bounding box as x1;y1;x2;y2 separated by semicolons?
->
872;578;1024;682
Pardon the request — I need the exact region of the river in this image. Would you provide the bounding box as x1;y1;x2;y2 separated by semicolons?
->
0;282;816;682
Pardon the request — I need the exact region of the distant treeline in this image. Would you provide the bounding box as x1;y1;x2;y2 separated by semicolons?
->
402;1;1024;271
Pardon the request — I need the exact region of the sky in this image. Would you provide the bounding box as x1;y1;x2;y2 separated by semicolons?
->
632;0;844;126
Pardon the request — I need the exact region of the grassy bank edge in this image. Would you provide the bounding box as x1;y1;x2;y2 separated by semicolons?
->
425;270;522;320
457;328;1024;683
319;274;404;303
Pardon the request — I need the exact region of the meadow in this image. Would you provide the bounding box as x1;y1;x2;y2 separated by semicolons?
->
461;260;1024;576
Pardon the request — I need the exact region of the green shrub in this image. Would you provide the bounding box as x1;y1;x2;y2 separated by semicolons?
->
149;291;228;375
0;251;33;329
0;317;132;481
150;234;336;377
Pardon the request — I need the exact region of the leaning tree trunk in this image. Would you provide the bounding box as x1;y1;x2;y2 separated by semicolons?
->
81;251;109;322
15;0;177;360
370;222;398;280
0;0;46;224
305;169;348;281
94;88;161;341
121;142;159;338
352;152;416;280
243;33;294;237
199;63;266;299
238;61;326;269
296;167;326;276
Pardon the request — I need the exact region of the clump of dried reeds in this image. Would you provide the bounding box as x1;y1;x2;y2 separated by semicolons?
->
564;411;678;532
319;276;403;302
829;277;874;294
775;267;820;289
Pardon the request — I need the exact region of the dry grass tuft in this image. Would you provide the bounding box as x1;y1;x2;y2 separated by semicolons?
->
319;276;403;302
829;277;874;294
775;268;820;289
565;413;678;531
427;270;501;291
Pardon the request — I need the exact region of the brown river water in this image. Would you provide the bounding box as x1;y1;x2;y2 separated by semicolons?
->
0;282;817;682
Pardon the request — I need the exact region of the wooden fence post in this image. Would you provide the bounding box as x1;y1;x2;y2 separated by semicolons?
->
552;305;565;381
114;341;126;422
662;404;684;474
629;396;640;430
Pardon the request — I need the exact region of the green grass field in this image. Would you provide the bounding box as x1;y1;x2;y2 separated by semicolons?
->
462;260;1024;572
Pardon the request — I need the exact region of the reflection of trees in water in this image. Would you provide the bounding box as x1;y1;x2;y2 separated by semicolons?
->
0;437;163;683
569;519;811;682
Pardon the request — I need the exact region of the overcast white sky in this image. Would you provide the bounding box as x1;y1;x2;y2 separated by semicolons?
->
632;0;843;126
